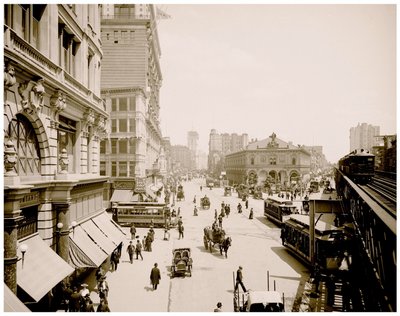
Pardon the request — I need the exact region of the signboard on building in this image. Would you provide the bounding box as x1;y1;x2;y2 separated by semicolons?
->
135;177;146;193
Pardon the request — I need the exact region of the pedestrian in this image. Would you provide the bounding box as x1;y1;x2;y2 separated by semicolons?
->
214;302;223;312
126;241;135;264
178;224;184;239
82;294;95;312
142;236;147;251
80;283;89;298
98;276;109;299
177;207;181;216
130;223;136;240
249;208;253;219
136;239;143;260
237;203;242;213
61;281;73;312
193;195;196;204
111;248;120;271
96;266;104;282
68;286;81;312
150;263;161;290
214;209;218;220
145;234;152;252
245;199;248;209
96;298;110;312
200;185;202;192
218;215;223;228
235;266;247;292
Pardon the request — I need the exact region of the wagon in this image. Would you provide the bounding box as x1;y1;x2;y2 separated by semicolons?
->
171;247;192;277
200;196;210;209
224;186;232;196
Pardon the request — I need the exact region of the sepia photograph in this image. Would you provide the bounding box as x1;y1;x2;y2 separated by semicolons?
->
3;2;396;313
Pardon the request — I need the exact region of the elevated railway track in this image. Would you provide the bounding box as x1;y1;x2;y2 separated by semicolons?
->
335;168;396;312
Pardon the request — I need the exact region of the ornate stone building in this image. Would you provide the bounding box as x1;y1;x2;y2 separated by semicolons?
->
4;4;125;311
225;133;311;186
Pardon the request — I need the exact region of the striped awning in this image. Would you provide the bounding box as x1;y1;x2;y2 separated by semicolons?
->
16;234;74;302
91;212;126;246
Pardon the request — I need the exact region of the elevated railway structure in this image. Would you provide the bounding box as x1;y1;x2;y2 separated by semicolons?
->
335;168;396;312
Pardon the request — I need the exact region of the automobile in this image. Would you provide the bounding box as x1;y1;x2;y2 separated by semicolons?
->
171;247;192;277
236;290;285;312
224;186;232;196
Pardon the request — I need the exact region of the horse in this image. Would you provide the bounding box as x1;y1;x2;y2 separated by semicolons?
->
219;236;232;258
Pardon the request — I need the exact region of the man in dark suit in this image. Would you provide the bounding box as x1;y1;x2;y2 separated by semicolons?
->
150;263;161;290
235;266;247;292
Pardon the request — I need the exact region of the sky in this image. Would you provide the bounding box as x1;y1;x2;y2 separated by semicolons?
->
155;4;396;163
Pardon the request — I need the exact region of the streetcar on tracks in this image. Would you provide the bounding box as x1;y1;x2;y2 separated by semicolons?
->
113;202;170;227
264;197;297;225
338;149;375;184
281;214;352;274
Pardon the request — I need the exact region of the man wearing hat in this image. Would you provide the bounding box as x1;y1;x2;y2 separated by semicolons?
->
98;276;109;299
214;302;223;312
235;266;247;292
80;283;89;297
126;241;135;264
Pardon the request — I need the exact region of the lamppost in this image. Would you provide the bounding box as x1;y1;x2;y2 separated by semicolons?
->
55;221;77;257
18;244;28;269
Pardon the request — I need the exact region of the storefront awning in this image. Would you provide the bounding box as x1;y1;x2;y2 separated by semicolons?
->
80;219;116;254
110;189;134;202
69;226;107;268
4;284;31;312
92;212;126;246
16;234;74;302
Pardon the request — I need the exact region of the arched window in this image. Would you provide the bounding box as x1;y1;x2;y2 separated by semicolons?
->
7;114;41;176
292;157;296;165
250;157;255;165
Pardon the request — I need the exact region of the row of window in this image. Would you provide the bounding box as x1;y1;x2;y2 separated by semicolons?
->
105;30;136;44
227;156;297;166
111;97;136;112
100;161;135;177
111;118;136;133
100;139;136;155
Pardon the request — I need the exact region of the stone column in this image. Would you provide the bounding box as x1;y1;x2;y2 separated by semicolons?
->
4;186;32;293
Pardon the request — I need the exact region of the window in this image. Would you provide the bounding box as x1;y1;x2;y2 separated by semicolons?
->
129;139;135;154
13;5;46;49
111;139;117;154
250;157;254;165
119;139;127;153
119;98;127;111
119;162;127;177
100;140;106;154
129;97;136;111
119;119;127;132
58;116;77;173
59;23;79;75
111;98;117;111
100;161;106;176
111;119;117;133
7;114;41;176
111;162;117;177
292;157;296;165
129;162;135;177
130;31;135;41
129;119;135;132
270;157;277;165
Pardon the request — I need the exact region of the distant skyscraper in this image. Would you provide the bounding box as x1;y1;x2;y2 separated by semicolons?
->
350;123;380;153
187;131;199;169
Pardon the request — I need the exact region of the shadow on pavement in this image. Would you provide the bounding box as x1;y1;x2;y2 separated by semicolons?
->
255;216;280;228
144;286;154;292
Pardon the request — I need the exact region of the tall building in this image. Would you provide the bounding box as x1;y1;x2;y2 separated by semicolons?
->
171;145;192;172
100;4;165;201
350;123;380;153
187;131;199;170
208;129;248;176
4;4;125;311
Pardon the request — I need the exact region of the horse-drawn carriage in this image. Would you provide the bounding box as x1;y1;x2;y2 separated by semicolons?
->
203;226;232;258
200;196;210;209
171;247;192;277
176;185;185;201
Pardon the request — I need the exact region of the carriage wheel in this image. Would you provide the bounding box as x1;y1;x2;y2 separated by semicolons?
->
203;236;208;250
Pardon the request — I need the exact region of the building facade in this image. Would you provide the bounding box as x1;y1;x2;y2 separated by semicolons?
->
225;133;311;186
171;145;192;173
100;4;165;199
3;4;126;311
350;123;380;153
208;129;248;176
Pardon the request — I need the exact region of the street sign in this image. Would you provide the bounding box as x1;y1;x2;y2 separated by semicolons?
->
135;177;146;193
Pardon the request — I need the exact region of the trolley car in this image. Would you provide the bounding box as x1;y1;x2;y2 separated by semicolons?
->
338;149;375;184
264;197;297;225
113;202;169;227
281;214;351;273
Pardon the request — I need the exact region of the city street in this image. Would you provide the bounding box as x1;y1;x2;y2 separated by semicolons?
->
100;178;309;312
